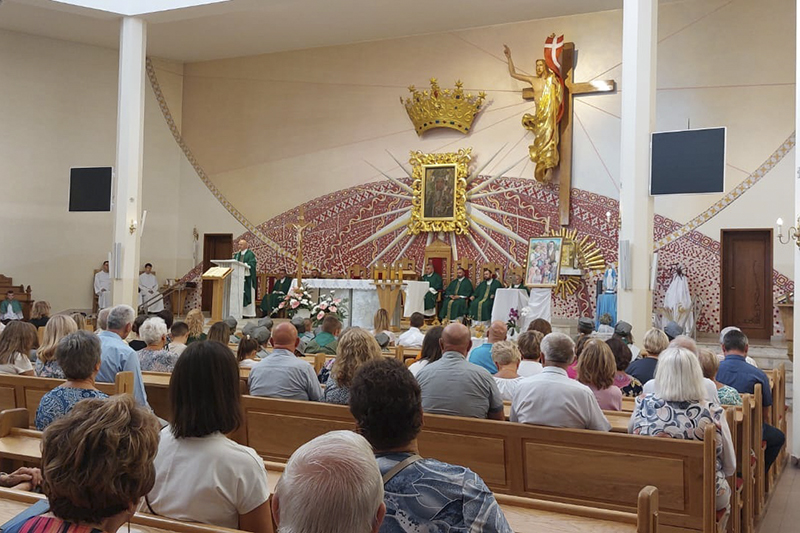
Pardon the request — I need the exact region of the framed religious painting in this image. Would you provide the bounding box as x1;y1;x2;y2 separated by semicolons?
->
525;237;563;288
407;148;470;234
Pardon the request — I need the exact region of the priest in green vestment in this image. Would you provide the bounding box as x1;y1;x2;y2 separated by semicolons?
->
510;273;530;295
261;267;293;316
420;263;443;317
469;268;503;322
233;239;258;317
0;290;23;322
439;267;473;321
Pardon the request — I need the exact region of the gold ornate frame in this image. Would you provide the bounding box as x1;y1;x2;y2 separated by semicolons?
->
408;148;470;234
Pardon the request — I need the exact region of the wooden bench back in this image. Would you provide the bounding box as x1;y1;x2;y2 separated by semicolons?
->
239;395;711;531
0;372;133;426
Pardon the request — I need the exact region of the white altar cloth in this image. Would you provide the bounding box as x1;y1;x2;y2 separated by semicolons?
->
291;278;394;329
403;281;429;318
520;289;552;331
491;289;530;325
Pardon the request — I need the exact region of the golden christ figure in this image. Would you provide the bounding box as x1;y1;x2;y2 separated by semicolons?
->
504;34;565;182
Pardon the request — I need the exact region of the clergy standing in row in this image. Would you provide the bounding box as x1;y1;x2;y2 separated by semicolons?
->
420;262;442;317
234;239;258;318
261;267;292;316
138;263;164;313
469;268;502;322
94;260;111;310
439;267;473;321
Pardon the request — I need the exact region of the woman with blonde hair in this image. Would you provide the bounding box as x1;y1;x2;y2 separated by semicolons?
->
625;327;668;385
0;321;37;375
372;308;396;346
630;346;735;526
577;339;622;410
698;348;742;406
29;301;52;328
69;312;86;331
324;328;382;405
186;309;207;344
491;341;524;401
35;315;78;378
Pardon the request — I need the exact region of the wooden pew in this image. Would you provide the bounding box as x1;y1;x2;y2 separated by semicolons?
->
0;411;660;533
143;371;172;422
0;487;248;533
238;395;712;532
0;372;133;426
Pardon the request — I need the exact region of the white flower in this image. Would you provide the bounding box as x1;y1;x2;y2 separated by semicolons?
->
520;308;530;316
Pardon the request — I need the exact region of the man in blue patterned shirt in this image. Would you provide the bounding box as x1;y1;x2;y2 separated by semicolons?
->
349;357;512;533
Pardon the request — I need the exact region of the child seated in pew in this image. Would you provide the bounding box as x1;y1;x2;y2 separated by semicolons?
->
630;346;735;528
0;321;37;376
35;331;109;430
147;341;272;533
14;395;159;533
237;335;261;369
349;358;512;532
167;321;190;357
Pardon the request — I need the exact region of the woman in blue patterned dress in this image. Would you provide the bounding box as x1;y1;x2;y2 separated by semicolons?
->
35;330;108;430
137;317;178;372
34;314;78;378
630;346;736;528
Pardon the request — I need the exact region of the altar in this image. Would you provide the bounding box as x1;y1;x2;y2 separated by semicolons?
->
291;278;427;329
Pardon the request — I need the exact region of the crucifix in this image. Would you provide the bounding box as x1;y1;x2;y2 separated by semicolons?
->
286;206;315;286
505;40;616;226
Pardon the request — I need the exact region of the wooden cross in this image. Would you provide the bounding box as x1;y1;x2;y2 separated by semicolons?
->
286;206;314;286
521;43;616;226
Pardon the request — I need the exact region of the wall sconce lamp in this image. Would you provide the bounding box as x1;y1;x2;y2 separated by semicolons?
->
775;217;800;248
129;219;138;235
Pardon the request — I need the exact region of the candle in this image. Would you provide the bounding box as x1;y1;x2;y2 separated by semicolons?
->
777;217;784;231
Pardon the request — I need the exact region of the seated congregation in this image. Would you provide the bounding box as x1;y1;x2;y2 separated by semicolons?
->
0;300;788;533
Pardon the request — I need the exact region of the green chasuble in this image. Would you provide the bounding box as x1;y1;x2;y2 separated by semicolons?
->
0;300;22;315
261;276;293;315
469;279;502;321
511;282;530;296
420;272;443;311
439;277;473;320
233;249;257;308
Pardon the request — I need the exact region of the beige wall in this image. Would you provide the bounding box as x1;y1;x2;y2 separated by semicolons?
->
178;0;795;279
0;30;243;311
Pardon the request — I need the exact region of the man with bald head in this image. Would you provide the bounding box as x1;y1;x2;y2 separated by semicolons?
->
416;323;504;420
248;322;322;401
468;320;507;373
233;238;258;318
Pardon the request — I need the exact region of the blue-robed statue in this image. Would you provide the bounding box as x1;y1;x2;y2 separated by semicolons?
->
596;264;617;329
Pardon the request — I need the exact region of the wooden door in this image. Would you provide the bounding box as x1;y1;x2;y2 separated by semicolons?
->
720;229;773;339
202;233;233;312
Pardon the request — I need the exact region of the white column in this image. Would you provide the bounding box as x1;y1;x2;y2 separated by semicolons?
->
792;0;800;464
112;17;147;307
617;0;657;343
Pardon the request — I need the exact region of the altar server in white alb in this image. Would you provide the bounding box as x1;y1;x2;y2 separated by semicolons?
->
94;260;112;310
139;263;164;312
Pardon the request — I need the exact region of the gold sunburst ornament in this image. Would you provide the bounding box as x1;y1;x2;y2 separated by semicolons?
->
549;228;605;299
408;149;471;235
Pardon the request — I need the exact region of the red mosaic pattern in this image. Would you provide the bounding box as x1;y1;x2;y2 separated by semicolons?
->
180;178;793;334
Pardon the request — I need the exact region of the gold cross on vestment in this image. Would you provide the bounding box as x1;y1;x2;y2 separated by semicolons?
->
286;206;315;286
521;43;615;226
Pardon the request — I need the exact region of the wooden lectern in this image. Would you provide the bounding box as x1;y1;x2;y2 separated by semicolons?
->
201;266;232;323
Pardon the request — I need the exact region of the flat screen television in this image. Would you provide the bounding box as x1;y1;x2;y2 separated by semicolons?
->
650;127;725;195
69;167;112;212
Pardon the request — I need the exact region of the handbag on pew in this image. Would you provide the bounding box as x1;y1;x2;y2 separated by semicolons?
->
0;499;50;532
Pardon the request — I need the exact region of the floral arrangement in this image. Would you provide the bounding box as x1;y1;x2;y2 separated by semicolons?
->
273;285;314;318
507;307;528;335
311;291;349;326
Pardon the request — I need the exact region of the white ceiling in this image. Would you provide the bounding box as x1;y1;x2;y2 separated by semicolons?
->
0;0;631;62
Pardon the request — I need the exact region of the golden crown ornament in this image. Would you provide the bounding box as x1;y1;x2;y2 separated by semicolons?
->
401;79;486;136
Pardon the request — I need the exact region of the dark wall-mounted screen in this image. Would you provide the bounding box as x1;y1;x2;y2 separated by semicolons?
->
69;167;112;211
650;127;725;195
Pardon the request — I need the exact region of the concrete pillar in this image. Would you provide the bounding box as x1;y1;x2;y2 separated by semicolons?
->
792;0;800;464
112;17;147;307
617;0;657;343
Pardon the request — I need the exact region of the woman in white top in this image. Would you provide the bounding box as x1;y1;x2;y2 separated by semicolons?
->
372;308;396;346
237;335;261;369
147;341;272;533
516;330;544;378
0;321;36;375
491;341;525;401
408;326;443;377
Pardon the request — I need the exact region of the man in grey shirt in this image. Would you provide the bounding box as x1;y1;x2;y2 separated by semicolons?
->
416;323;504;420
249;322;322;401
